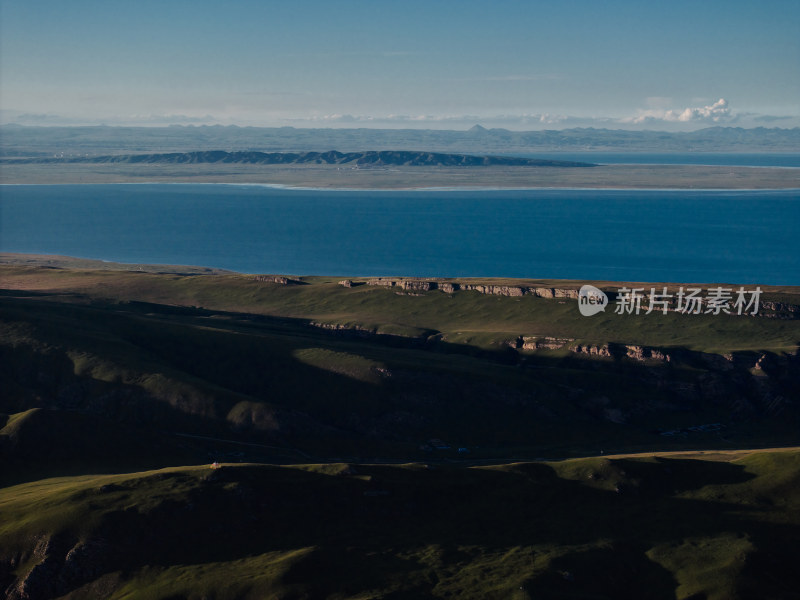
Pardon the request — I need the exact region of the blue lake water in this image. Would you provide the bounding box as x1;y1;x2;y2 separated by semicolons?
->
1;184;799;285
508;152;800;167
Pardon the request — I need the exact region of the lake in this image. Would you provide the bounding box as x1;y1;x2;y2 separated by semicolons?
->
1;184;799;285
508;152;800;168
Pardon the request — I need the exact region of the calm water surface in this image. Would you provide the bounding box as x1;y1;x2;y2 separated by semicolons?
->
1;184;798;284
510;152;800;167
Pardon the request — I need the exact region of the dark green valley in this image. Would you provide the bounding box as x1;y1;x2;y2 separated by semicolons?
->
1;258;799;598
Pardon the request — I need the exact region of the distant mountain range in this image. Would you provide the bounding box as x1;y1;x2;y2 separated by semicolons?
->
5;150;595;168
1;124;798;157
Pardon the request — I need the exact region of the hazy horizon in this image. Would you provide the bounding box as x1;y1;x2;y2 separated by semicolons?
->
2;117;800;133
1;0;798;131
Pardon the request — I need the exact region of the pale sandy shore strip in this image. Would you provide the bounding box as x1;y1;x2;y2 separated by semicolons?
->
2;163;799;189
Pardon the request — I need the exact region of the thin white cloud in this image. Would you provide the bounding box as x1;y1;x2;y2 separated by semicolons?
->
304;113;574;125
626;98;734;124
672;98;732;122
4;103;798;131
301;114;474;124
285;112;623;130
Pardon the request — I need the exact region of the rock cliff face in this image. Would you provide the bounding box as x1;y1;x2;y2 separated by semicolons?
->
760;301;800;317
309;321;378;336
5;534;114;600
254;275;300;285
366;278;434;291
460;284;526;297
306;315;798;396
623;345;671;362
400;280;435;292
365;278;580;300
509;336;574;350
570;343;612;358
360;279;799;317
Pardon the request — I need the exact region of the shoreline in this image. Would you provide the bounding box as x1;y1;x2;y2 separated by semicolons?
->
3;181;800;193
2;163;799;189
3;252;800;293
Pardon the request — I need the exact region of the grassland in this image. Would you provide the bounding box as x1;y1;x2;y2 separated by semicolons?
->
2;259;799;354
2;258;799;598
1;450;799;599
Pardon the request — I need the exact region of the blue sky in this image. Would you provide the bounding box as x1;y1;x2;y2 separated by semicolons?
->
1;0;798;129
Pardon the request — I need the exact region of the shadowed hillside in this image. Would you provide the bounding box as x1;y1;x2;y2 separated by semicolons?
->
3;150;596;168
1;261;799;598
2;452;799;599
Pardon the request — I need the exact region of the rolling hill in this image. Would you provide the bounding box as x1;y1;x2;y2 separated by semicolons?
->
3;149;596;168
1;259;799;598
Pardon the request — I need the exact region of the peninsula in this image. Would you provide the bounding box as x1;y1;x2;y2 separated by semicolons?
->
2;125;798;188
2;151;796;189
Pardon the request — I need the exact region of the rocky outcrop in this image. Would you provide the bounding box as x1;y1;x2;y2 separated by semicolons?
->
624;345;671;362
401;280;434;292
367;278;435;290
364;278;582;300
552;288;580;299
5;535;114;600
460;284;526;296
570;343;612;357
360;279;798;318
254;275;300;285
515;336;574;350
760;301;800;314
367;278;398;288
366;278;435;291
310;322;378;337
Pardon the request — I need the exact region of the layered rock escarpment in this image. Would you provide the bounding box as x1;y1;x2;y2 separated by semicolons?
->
362;278;798;317
365;278;580;299
253;275;301;285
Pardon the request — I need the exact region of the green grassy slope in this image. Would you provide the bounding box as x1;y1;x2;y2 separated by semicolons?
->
3;264;800;353
0;408;200;487
3;288;799;470
2;263;800;598
2;450;799;599
2;266;799;467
